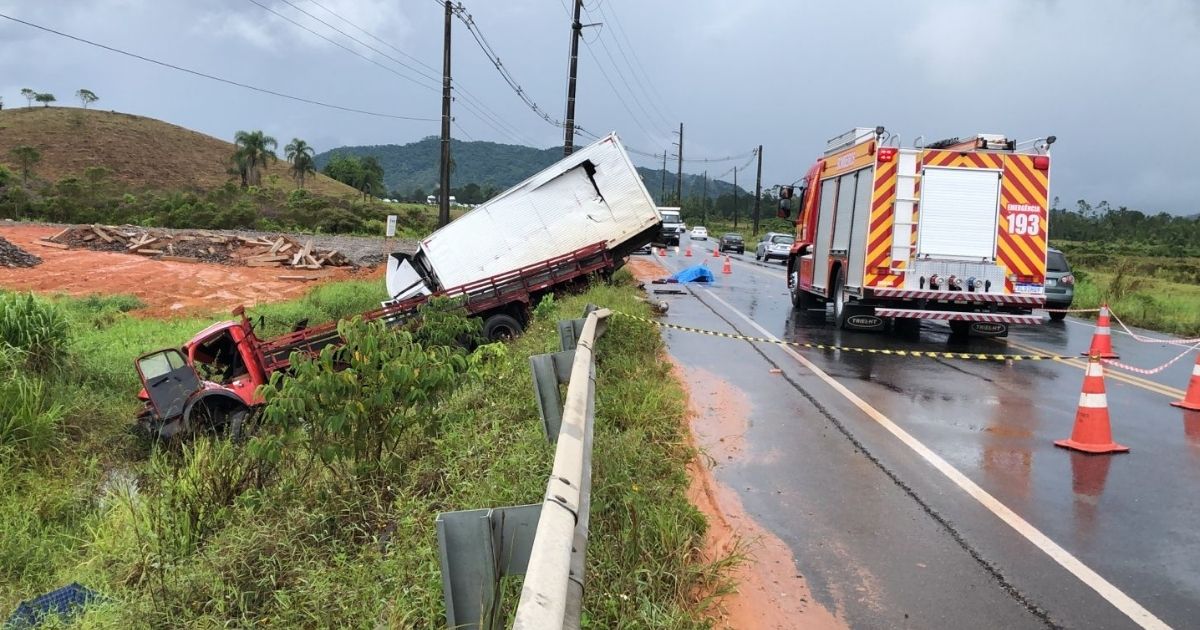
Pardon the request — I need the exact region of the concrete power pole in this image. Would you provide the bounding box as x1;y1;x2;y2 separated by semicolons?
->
562;0;583;156
702;170;707;224
438;0;452;228
752;145;763;235
733;166;739;229
675;122;683;203
659;152;667;204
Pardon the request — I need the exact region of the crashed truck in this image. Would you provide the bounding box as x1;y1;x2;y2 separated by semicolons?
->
133;133;661;439
780;127;1055;337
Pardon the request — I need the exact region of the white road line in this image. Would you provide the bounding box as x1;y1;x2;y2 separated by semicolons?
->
702;288;1171;630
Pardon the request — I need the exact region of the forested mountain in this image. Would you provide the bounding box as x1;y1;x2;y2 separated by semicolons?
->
314;136;750;203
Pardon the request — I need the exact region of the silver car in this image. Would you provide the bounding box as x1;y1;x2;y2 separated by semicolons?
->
755;232;794;263
1044;248;1075;321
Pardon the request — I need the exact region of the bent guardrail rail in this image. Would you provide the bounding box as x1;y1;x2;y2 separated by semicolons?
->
436;305;609;630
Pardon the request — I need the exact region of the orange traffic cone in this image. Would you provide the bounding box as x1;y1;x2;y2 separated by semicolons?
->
1170;352;1200;411
722;256;732;275
1081;305;1118;359
1055;356;1129;454
685;245;693;257
712;246;721;258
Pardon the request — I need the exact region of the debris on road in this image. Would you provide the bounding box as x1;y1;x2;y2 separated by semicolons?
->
41;224;355;270
0;235;42;268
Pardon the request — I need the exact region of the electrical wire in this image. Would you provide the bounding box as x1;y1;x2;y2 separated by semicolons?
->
0;12;437;122
587;0;674;130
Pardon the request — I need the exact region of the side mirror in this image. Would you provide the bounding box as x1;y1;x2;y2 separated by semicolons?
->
776;199;791;219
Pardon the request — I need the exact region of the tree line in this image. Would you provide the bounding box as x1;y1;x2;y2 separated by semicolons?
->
6;87;100;109
1049;198;1200;256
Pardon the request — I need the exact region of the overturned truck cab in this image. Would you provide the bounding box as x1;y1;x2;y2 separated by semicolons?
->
782;128;1055;337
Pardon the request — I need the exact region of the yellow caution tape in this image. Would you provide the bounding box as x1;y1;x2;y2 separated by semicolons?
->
612;311;1072;362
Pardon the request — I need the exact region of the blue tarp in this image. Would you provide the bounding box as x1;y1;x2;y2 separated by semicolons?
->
668;265;715;284
6;583;102;628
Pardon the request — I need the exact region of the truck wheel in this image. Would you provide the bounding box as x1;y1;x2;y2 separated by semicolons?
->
949;320;971;337
1049;311;1067;322
483;313;524;341
832;268;850;329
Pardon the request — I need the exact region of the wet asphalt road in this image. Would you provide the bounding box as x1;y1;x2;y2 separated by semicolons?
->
645;242;1199;629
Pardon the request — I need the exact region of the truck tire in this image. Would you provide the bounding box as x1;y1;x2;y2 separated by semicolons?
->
1049;311;1067;322
483;313;523;341
832;268;850;329
949;320;971;337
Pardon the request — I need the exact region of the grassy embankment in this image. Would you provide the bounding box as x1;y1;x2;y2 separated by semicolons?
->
1054;241;1200;337
0;274;731;627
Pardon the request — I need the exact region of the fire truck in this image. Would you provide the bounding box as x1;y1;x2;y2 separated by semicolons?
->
781;127;1055;336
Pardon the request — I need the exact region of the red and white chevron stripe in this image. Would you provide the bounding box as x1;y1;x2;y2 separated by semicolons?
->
870;287;1045;306
875;308;1045;325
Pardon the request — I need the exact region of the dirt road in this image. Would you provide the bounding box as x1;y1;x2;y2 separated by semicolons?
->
0;224;382;317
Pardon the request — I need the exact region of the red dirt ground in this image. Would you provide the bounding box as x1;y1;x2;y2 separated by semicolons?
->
0;224;377;317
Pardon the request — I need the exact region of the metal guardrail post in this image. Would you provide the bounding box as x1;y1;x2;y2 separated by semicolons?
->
513;308;610;629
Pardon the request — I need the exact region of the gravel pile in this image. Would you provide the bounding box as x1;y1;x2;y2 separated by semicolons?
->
0;235;42;268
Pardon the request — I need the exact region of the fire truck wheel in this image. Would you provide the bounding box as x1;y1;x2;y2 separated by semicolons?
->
832;268;849;329
483;313;524;341
1049;311;1067;322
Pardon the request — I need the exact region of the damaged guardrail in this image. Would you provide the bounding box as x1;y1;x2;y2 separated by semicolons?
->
436;305;610;630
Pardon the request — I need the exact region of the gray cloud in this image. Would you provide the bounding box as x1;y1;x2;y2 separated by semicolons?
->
1;0;1197;214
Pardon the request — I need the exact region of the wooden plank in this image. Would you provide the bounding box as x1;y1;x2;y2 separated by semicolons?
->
305;254;321;268
277;242;293;254
246;260;282;268
207;246;216;255
277;274;320;281
160;255;200;263
81;233;96;242
135;248;165;255
92;225;115;243
49;227;71;242
268;237;284;254
299;239;313;260
246;254;290;263
34;239;70;249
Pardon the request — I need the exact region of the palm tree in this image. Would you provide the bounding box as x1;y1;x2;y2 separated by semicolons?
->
284;138;316;190
232;130;277;187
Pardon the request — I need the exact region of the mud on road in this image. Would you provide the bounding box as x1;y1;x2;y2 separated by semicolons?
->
0;224;383;317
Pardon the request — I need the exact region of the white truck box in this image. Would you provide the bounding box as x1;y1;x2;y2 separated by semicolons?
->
387;133;660;299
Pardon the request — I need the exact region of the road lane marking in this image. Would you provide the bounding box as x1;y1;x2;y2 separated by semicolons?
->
702;288;1171;630
1004;338;1185;399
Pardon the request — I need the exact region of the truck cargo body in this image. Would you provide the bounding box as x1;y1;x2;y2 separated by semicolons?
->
786;129;1052;335
387;133;661;300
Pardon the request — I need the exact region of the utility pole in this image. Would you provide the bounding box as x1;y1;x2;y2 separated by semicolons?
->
562;0;583;156
438;0;453;228
674;122;683;203
660;152;667;204
733;166;739;229
702;170;708;224
752;145;763;235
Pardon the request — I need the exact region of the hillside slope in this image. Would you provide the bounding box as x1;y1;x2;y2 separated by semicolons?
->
315;136;750;201
0;107;359;198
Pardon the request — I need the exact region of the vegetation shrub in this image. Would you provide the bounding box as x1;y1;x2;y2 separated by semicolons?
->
0;291;71;371
0;348;65;452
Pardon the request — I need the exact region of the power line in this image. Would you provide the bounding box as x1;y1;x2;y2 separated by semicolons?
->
306;0;441;76
587;1;673;131
266;0;533;145
0;12;437;122
594;0;675;127
246;0;438;94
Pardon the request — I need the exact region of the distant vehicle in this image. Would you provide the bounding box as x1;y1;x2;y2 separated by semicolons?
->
718;233;745;254
425;195;457;205
781;126;1054;336
756;232;793;262
658;207;684;245
1044;248;1074;321
690;226;708;240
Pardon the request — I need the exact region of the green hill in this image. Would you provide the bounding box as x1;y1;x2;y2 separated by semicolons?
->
314;136;750;203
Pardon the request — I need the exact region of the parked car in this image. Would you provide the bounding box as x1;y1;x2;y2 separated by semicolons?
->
690;226;709;240
718;233;745;254
755;232;794;262
1044;247;1075;321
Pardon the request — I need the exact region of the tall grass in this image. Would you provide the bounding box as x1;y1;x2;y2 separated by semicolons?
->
0;291;72;371
0;275;731;627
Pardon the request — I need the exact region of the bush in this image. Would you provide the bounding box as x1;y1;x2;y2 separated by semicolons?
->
258;318;471;480
0;348;63;452
0;292;71;371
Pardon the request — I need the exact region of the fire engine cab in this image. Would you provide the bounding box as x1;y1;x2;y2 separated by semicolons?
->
782;127;1055;337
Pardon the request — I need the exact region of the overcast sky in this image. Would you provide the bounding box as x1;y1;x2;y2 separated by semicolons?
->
2;0;1198;214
